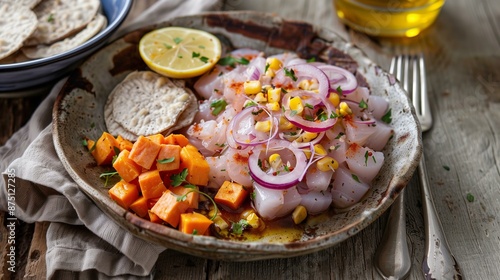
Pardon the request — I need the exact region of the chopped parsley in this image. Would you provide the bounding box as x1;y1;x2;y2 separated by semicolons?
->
351;174;361;183
210;99;228;116
231;219;249;235
284;67;297;81
359;99;368;110
217;56;250;68
47;14;54;23
466;193;474;202
157;157;175;164
100;171;119;187
381;108;392;124
164;43;173;49
173;37;183;44
336;86;343;96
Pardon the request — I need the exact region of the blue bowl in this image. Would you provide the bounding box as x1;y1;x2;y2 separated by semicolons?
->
0;0;132;93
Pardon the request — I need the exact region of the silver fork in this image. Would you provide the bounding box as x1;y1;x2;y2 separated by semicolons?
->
374;55;462;279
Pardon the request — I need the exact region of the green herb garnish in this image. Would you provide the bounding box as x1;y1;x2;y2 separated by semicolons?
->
359;99;368;109
382;108;392;124
217;56;250;67
173;37;183;44
231;219;250;235
284;68;297;81
352;174;360;183
210;99;228;116
157;157;175;164
466;193;474;202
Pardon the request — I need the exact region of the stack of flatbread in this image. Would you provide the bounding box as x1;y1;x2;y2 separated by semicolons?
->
105;71;199;141
0;0;106;63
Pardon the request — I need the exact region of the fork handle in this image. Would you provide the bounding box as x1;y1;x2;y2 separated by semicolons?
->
419;153;463;279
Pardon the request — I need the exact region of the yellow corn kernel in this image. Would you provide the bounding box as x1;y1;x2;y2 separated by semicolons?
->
292;205;307;224
298;79;319;91
269;153;282;170
267;87;281;103
303;150;312;159
255;120;271;132
289;96;304;114
214;216;229;230
339;101;352;116
279;116;295;130
240;209;256;219
254;92;267;102
297;132;318;143
265;68;276;78
313;144;327;156
244;80;262;95
266;57;282;70
316;156;339;172
266;101;280;111
328;92;340;107
246;213;260;228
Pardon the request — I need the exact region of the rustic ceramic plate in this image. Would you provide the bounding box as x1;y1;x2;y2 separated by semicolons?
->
53;11;422;261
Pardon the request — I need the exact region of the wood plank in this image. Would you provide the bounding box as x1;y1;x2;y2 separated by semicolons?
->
23;222;49;280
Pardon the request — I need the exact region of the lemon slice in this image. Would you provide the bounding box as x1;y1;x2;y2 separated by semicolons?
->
139;27;222;79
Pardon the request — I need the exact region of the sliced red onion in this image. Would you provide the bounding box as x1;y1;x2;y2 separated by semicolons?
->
272;63;330;98
248;140;308;190
226;105;278;149
316;64;357;94
282;90;337;133
291;131;326;148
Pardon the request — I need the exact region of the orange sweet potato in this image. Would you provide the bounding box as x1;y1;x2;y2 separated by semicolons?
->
147;134;164;145
129;196;149;218
150;189;190;227
163;134;189;147
179;144;210;186
116;135;133;151
138;170;167;199
214;181;249;210
169;186;199;209
90;132;119;166
129;135;162;169
148;210;163;224
156;144;181;171
179;212;213;235
113;150;141;182
108;180;139;209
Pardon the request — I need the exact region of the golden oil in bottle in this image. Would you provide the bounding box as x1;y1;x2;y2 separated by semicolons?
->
334;0;446;37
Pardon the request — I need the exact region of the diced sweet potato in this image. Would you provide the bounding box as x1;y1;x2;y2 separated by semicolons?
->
169;186;199;209
148;210;163;224
150;189;190;227
214;181;249;210
108;180;139;209
138;170;167;199
129;196;149;218
129;135;162;169
113;150;141;182
116;135;134;151
179;144;210;186
179;212;213;235
147;134;164;145
90;132;119;166
156;144;181;171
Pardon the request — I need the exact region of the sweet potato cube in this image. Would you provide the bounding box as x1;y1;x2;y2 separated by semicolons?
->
179;144;210;186
156;144;181;171
138;170;167;199
113;150;141;182
148;211;163;224
129;135;162;169
163;134;189;147
90;132;119;166
116;135;134;151
150;189;190;227
109;180;139;209
214;181;249;210
129;196;149;218
179;212;213;235
147;134;164;145
169;186;199;209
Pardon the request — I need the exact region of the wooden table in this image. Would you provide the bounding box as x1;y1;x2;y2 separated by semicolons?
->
2;0;499;279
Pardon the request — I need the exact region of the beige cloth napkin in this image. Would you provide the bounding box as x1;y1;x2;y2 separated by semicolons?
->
0;0;222;278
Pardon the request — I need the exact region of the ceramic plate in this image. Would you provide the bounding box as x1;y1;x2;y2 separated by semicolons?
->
53;11;422;261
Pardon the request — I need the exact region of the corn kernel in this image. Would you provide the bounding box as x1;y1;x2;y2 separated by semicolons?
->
328;92;340;107
265;68;275;78
246;213;260;228
269;153;282;170
214;216;229;230
254;92;267;102
292;205;307;224
296;132;318;143
244;80;262;95
339;101;352;116
279;116;295;130
240;209;256;219
266;57;282;70
266;102;280;111
313;144;327;156
267;88;281;103
255;120;271;132
289;96;304;114
316;156;339;172
303;150;312;159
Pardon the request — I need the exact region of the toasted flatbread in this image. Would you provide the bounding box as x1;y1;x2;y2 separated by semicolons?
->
25;0;100;45
22;13;106;59
0;4;37;60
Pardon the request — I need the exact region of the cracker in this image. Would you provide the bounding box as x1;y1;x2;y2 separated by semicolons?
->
5;0;43;8
25;0;100;45
165;89;199;134
0;4;37;60
22;13;107;59
104;90;140;142
110;71;193;136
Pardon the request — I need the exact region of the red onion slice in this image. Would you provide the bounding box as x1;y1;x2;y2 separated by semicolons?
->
316;64;357;94
248;140;308;190
272;63;330;98
226;105;278;149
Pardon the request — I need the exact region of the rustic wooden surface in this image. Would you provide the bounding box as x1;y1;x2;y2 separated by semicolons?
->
1;0;499;279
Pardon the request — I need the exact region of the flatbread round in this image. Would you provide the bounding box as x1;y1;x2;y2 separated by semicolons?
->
108;71;193;136
104;91;140;141
165;89;199;134
0;4;37;60
25;0;100;45
22;13;107;59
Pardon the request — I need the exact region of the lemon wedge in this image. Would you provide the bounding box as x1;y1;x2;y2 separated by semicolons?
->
139;27;221;79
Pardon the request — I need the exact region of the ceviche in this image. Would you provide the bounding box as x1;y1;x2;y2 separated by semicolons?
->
88;48;393;239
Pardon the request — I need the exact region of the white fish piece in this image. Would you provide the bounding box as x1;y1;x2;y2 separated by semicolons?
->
222;66;251;110
300;191;333;215
186;119;227;153
194;65;227;100
274;186;302;218
343;86;389;120
224;148;253;187
324;125;348;165
206;156;231;189
343;118;376;147
331;166;370;208
345;144;385;183
253;183;302;220
363;120;394;151
305;165;333;192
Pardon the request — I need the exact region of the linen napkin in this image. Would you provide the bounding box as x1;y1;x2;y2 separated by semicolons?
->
0;0;222;278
